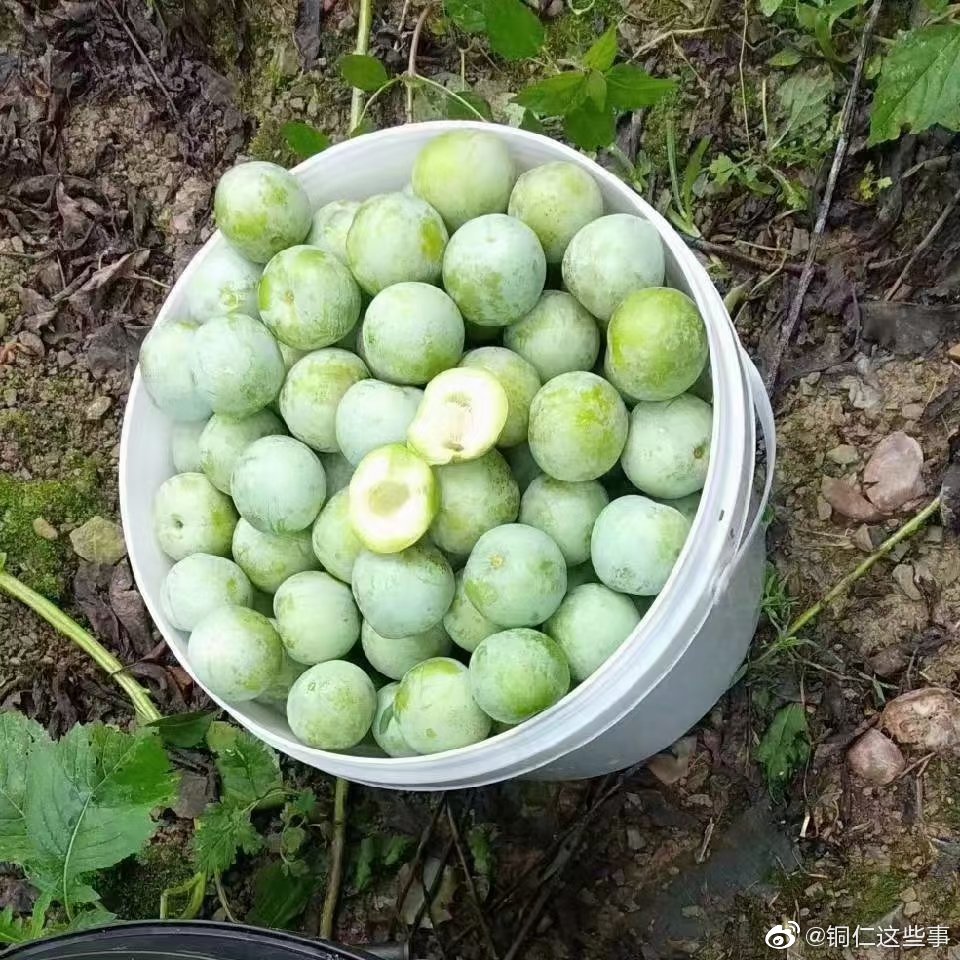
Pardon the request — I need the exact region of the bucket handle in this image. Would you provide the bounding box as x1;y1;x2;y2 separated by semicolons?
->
735;354;776;561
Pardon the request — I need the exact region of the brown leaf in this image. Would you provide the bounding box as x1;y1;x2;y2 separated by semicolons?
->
73;563;122;653
69;249;149;321
820;476;883;521
863;431;924;512
108;560;154;657
56;181;92;249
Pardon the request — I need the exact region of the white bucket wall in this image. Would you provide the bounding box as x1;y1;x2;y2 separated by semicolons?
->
120;121;775;789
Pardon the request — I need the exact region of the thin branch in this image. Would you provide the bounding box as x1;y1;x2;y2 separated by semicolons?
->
350;0;375;129
763;0;883;394
737;0;751;146
629;26;721;60
446;804;500;960
321;777;350;940
392;794;448;936
406;5;433;123
687;237;808;277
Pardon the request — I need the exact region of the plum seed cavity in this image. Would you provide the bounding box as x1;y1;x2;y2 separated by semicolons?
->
369;479;409;515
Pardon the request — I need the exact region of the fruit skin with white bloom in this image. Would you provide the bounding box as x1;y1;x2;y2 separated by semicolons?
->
352;541;455;639
192;313;285;418
360;619;452;681
460;347;541;448
231;519;319;594
140;320;213;422
153;472;238;561
411;131;517;231
335;379;424;467
348;443;439;554
286;660;377;750
519;475;609;566
161;553;253;631
231;435;327;535
186;242;262;322
214;160;312;263
256;651;308;709
273;570;360;665
562;214;665;325
311;488;364;583
171;420;207;473
394;658;491;754
443;571;500;653
198;409;285;494
188;606;283;702
371;682;418;757
305;199;360;265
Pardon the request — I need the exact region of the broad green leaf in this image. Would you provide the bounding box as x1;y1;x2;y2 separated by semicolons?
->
756;703;810;795
194;801;263;875
485;0;545;61
760;0;784;12
0;713;49;864
285;788;317;820
682;136;710;211
772;68;834;147
210;726;282;807
582;24;618;72
24;725;175;905
513;72;586;116
768;48;802;67
382;834;413;866
353;835;378;892
708;153;739;187
869;24;960;145
445;0;486;33
604;64;676;110
147;711;216;749
339;54;390;92
0;908;30;945
444;89;494;121
281;122;331;159
585;71;607;111
563;102;617;151
62;905;116;933
248;861;314;929
519;110;546;133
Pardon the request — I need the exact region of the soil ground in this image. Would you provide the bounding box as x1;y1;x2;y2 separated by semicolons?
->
1;0;959;957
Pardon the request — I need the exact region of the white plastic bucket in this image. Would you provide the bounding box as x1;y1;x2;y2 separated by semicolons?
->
120;121;775;790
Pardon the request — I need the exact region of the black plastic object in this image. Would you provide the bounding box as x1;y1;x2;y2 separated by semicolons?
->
0;920;387;960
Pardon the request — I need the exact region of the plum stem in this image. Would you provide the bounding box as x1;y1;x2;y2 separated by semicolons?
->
320;776;349;938
350;0;374;129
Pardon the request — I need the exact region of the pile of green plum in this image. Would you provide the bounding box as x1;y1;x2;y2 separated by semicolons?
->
141;129;713;757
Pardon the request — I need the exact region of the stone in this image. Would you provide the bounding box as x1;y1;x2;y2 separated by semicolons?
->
902;901;922;917
826;444;859;466
882;687;960;752
84;396;112;420
901;402;924;420
31;517;58;541
947;342;960;363
69;516;127;565
899;886;917;902
853;524;878;552
892;563;923;601
821;476;883;521
863;431;924;512
847;729;905;785
816;495;833;520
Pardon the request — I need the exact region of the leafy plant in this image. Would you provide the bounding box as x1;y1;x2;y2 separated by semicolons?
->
351;834;414;892
513;26;677;151
445;0;544;61
666;123;709;236
281;122;331;160
757;703;811;797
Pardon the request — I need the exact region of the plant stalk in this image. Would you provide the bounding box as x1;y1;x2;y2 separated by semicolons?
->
321;777;350;939
350;0;375;129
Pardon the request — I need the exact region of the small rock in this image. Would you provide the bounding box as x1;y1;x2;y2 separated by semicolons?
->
626;826;643;850
804;881;825;898
863;431;924;512
69;516;127;565
56;350;74;368
681;905;704;918
31;517;58;541
868;645;908;678
84;396;112;420
901;402;924;420
903;901;922;917
899;886;917;902
288;96;305;110
816;495;833;520
827;444;859;466
925;525;944;544
853;524;879;552
882;687;960;753
947;342;960;363
847;728;905;785
893;563;923;601
821;476;883;521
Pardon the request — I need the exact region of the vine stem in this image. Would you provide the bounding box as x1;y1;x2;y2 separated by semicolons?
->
321;777;349;939
350;0;375;129
0;567;160;724
406;4;433;123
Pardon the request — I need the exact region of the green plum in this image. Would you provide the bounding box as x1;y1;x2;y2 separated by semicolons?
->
469;628;569;723
442;571;500;653
503;291;600;382
214;160;311;263
463;523;566;627
545;583;641;681
153;472;237;561
394;658;491;753
604;288;708;401
286;660;376;749
305;199;360;265
187;243;263;322
346;192;448;295
321;452;355;496
188;606;283;702
279;348;369;452
278;341;307;371
140;320;212;422
562;214;665;325
231;435;326;535
349;444;439;554
311;489;363;583
621;394;712;498
192;313;285;417
161;553;253;631
256;651;309;709
372;682;418;757
198;409;285;494
361;620;451;680
411;131;516;231
527;372;628;481
460;347;541;448
507;162;603;263
351;541;455;639
335;379;424;466
273;570;360;664
361;282;464;386
430;450;519;556
654;491;702;524
259;245;361;350
504;443;540;493
232;519;319;593
591;495;690;595
519;475;608;566
171;420;207;473
442;214;546;326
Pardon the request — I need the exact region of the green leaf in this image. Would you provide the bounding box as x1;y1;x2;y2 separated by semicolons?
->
339;54;390;92
771;68;834;148
24;725;176;906
760;0;785;12
285;788;317;820
519;109;545;133
514;72;586;116
353;835;378;892
485;0;544;61
563;102;617;150
147;711;216;749
582;24;618;71
0;713;49;864
682;136;710;211
382;834;413;866
585;71;607;111
466;824;495;877
194;801;263;875
869;24;960;145
768;48;802;67
445;0;486;32
604;64;676;110
248;861;314;929
756;703;810;796
0;907;31;945
444;90;494;121
209;725;282;807
281;122;331;160
708;153;739;187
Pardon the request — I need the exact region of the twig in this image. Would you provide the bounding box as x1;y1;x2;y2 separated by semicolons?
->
406;5;433;124
785;496;941;638
629;26;720;60
214;873;238;924
695;819;715;863
687;237;807;277
103;0;179;120
763;0;883;393
350;0;375;129
737;0;751;146
409;835;455;932
392;794;448;935
446;804;500;960
884;182;960;301
321;777;350;940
